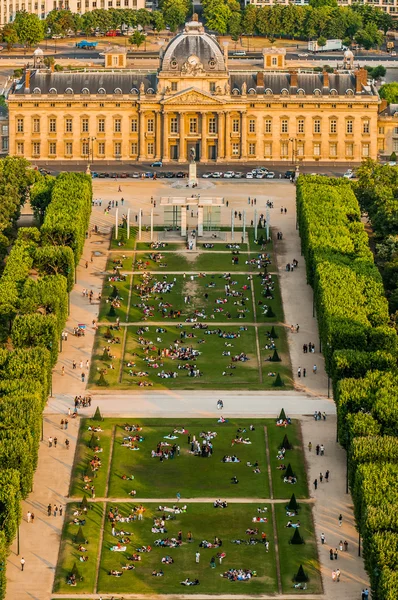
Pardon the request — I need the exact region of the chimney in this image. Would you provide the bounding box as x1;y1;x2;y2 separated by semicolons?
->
256;71;264;88
355;68;368;93
379;99;388;113
24;69;30;93
290;70;298;88
323;70;329;88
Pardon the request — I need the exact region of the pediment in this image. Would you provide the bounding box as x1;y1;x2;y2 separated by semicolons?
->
162;87;223;105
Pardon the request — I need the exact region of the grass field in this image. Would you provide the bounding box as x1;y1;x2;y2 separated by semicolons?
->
57;417;319;595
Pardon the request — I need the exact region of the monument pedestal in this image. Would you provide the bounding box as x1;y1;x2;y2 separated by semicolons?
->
188;161;198;187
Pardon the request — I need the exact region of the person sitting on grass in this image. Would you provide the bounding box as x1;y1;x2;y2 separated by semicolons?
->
276;464;286;470
121;564;135;570
79;555;89;562
181;578;200;586
161;555;174;564
231;476;239;484
214;499;228;508
246;528;258;535
121;474;135;480
109;570;123;577
127;554;142;561
152;570;164;576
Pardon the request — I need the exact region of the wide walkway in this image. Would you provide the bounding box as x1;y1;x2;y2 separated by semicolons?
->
6;179;367;600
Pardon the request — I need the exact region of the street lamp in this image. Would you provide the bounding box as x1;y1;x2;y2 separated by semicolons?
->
289;137;296;166
82;136;96;171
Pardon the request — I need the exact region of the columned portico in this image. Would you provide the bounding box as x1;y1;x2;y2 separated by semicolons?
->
178;112;186;162
218;112;225;160
200;113;207;162
241;111;247;160
155;111;161;160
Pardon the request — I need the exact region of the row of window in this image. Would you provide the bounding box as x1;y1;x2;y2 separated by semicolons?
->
16;141;371;159
16;116;373;136
2;0;137;10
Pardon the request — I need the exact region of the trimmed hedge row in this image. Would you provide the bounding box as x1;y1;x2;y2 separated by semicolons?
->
297;175;398;599
296;177;392;373
0;172;92;599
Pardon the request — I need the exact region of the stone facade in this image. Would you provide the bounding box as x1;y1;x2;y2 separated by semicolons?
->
8;19;381;164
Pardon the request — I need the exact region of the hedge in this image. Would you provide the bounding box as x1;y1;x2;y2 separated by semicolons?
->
349;436;398;489
41;172;92;265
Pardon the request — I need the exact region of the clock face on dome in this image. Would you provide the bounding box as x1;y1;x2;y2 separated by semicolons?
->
188;55;200;66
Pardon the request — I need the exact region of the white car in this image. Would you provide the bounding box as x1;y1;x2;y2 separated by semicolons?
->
223;171;235;178
266;171;275;179
234;172;243;178
202;172;212;178
211;172;222;178
245;172;254;179
298;53;308;57
256;172;266;179
343;169;354;179
388;161;397;166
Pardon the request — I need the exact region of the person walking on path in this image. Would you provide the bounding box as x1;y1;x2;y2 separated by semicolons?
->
60;506;63;517
319;472;323;483
54;437;57;448
31;512;34;524
53;505;58;517
320;444;325;456
47;504;51;517
64;419;68;430
303;368;306;377
308;442;312;452
27;511;31;523
176;492;181;502
338;513;343;527
65;439;70;450
48;436;53;448
313;364;317;374
81;372;85;383
335;568;341;582
332;570;336;582
297;367;301;378
321;533;325;544
325;469;329;482
344;540;348;552
316;444;320;455
334;548;338;560
313;478;318;490
195;552;200;563
20;557;25;571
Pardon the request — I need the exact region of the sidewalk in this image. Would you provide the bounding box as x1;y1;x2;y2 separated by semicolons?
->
6;180;366;600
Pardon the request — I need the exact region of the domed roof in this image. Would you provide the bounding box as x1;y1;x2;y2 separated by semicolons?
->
161;16;226;73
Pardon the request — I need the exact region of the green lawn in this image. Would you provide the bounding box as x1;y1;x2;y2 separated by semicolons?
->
108;420;269;498
98;276;130;323
106;253;134;272
97;502;277;595
121;325;260;390
110;226;137;250
69;417;114;498
275;503;322;593
135;242;186;251
252;273;285;323
260;325;293;388
267;422;309;499
88;326;123;388
134;252;190;272
53;501;104;594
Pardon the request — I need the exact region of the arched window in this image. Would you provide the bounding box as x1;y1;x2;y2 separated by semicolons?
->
232;88;240;95
265;88;273;96
98;87;106;94
114;87;122;94
49;87;57;94
81;87;90;95
130;88;139;95
65;87;73;94
297;88;305;96
33;87;41;94
330;88;338;96
346;88;354;96
281;88;289;96
313;89;321;96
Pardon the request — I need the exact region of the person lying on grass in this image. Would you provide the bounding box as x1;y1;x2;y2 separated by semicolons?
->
109;570;123;577
222;455;240;463
181;578;200;586
286;521;301;528
122;564;135;570
127;554;141;561
214;499;228;508
158;505;187;513
152;570;164;576
199;538;222;548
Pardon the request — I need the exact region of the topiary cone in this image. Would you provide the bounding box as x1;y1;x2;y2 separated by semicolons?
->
278;408;287;421
81;495;89;510
75;526;86;545
92;406;103;421
266;306;275;318
280;434;293;450
284;463;294;479
286;493;299;512
270;326;278;338
111;285;118;299
88;433;97;449
290;527;304;545
108;304;116;317
273;373;284;387
271;349;281;362
294;564;308;582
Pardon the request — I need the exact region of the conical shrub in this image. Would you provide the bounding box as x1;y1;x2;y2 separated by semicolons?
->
294;564;308;582
74;526;86;545
273;373;284;387
284;463;294;479
286;494;299;512
270;326;278;338
92;406;103;421
266;306;275;318
280;434;293;450
88;433;97;449
290;527;304;545
271;349;281;362
111;285;118;299
70;561;83;581
278;408;287;421
101;348;109;361
108;304;116;317
97;372;109;387
81;495;89;510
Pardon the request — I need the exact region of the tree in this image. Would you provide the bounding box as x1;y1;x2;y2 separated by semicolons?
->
151;11;165;33
280;434;293;450
14;11;45;47
294;564;309;582
108;304;116;317
162;0;189;32
0;24;18;51
129;30;146;49
270;349;281;362
290;527;304;544
92;406;103;421
242;4;257;36
228;11;242;41
380;82;398;104
286;493;299;512
317;35;327;48
278;408;287;421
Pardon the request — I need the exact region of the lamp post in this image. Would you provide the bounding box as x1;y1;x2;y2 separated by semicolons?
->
289;137;295;165
82;136;96;170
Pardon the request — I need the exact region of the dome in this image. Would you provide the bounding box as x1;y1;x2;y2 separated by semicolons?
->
161;16;226;73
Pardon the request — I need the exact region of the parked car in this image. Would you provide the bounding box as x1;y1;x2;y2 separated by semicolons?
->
284;170;295;179
144;172;154;178
120;172;128;178
151;161;163;167
91;171;99;178
166;172;175;178
245;172;254;179
211;172;222;178
233;50;246;56
256;172;266;179
343;169;354;179
176;171;185;178
131;172;140;178
266;171;275;179
202;172;212;178
223;171;235;178
234;172;243;178
298;53;309;57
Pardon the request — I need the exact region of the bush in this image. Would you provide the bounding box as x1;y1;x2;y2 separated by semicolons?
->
108;304;116;317
97;372;110;387
278;408;287;421
284;463;294;479
266;306;275;318
286;494;299;512
269;326;278;338
273;373;284;387
294;564;308;582
270;349;281;362
280;434;293;450
290;527;304;545
74;526;86;545
92;407;103;421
